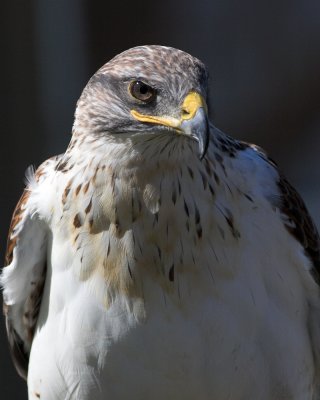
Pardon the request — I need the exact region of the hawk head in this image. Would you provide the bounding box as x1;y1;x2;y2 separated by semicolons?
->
74;45;210;158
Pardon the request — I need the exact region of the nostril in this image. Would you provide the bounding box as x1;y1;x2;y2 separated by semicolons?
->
181;108;190;117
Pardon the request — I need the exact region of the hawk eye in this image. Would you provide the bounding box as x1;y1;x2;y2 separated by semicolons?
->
129;80;156;102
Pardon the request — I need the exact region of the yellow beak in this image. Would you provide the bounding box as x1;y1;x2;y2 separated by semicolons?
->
130;91;209;158
131;92;206;129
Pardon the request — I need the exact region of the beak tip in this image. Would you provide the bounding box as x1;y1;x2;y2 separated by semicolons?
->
198;119;210;160
180;107;210;161
198;141;209;160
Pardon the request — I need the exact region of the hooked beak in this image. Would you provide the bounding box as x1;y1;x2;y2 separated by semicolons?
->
130;91;209;159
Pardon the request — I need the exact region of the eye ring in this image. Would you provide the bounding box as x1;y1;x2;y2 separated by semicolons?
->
129;80;156;103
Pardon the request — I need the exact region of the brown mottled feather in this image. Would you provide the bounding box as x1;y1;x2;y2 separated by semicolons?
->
278;175;320;285
4;189;30;266
3;190;33;380
3;175;48;380
5;317;29;380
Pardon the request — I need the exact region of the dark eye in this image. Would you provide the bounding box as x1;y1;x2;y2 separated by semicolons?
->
129;80;156;102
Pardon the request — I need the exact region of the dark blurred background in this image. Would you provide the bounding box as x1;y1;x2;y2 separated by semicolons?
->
1;0;320;397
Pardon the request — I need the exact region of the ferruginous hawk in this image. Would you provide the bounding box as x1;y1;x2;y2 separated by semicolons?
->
2;45;320;400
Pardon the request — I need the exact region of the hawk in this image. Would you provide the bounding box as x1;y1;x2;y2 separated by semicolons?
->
2;45;320;400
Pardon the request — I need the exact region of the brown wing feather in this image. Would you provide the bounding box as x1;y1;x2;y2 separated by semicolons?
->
3;190;32;380
3;155;62;380
5;189;30;266
4;266;47;381
250;143;320;285
278;175;320;285
3;171;49;380
4;308;29;380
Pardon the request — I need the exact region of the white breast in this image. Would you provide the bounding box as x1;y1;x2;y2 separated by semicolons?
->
26;143;317;400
